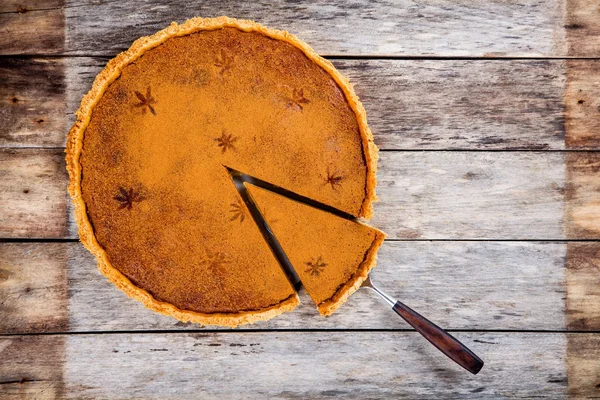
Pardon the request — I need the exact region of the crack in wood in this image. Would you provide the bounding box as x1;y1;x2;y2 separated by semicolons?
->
0;378;47;385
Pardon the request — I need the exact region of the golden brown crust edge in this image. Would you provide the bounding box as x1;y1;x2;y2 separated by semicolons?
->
317;228;386;317
65;16;377;327
98;256;299;327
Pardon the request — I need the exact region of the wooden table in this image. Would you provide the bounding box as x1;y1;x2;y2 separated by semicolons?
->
1;1;600;398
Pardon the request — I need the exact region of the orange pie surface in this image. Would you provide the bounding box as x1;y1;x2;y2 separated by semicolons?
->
66;17;379;327
246;184;385;316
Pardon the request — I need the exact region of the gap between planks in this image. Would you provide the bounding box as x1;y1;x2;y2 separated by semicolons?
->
10;147;600;152
2;329;600;337
7;238;600;243
5;55;600;60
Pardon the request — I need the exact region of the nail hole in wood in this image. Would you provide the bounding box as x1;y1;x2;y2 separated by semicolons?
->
0;269;9;282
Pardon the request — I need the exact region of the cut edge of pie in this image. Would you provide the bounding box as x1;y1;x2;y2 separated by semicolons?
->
66;16;377;327
316;223;386;316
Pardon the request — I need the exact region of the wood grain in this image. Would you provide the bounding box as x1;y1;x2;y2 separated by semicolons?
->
341;59;568;150
565;153;600;239
566;243;600;331
0;332;573;398
0;8;64;55
0;243;69;333
0;241;569;333
566;0;600;57
563;24;600;337
0;58;66;147
375;151;567;239
53;0;568;57
0;149;70;238
567;334;600;398
0;1;64;13
562;16;600;392
0;335;65;399
565;60;600;149
1;1;599;398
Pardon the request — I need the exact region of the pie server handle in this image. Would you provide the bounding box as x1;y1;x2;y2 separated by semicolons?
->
362;275;484;375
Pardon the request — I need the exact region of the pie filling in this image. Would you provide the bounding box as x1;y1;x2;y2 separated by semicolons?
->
228;169;302;289
67;17;379;325
244;183;386;316
228;166;357;221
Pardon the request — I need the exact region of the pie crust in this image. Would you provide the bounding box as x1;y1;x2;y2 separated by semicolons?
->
66;16;378;327
317;226;385;316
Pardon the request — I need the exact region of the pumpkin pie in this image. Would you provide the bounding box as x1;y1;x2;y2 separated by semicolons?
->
246;184;385;316
66;17;379;327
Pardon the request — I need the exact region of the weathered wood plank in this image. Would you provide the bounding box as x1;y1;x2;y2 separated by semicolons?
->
565;60;600;149
0;149;583;240
0;241;568;333
0;0;570;57
567;334;600;398
0;8;64;55
565;0;600;57
0;149;69;238
0;335;65;399
563;54;600;338
0;1;64;14
0;243;69;333
565;153;600;240
0;332;573;398
0;58;66;147
566;243;600;331
343;59;569;151
375;151;567;239
5;57;597;149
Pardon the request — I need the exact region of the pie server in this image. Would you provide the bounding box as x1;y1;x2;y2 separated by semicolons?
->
230;169;483;374
361;274;484;374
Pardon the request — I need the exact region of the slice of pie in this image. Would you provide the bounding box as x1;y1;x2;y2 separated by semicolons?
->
66;16;380;327
246;184;386;316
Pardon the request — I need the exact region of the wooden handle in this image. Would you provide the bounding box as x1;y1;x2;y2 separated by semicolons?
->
392;301;484;375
